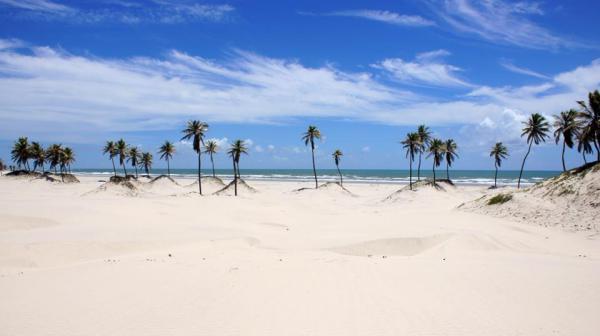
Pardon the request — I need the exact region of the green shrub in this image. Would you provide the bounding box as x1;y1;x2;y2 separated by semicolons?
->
487;193;513;205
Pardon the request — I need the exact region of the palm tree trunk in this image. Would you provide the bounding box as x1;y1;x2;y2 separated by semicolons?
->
122;158;128;177
111;157;117;177
517;142;533;189
432;160;436;185
336;164;343;186
446;161;449;180
417;152;422;181
494;162;498;188
583;151;587;164
409;157;413;190
145;165;149;176
210;152;215;177
311;141;318;189
198;151;202;195
167;158;170;177
134;164;138;178
594;138;600;161
561;140;566;172
41;162;45;173
233;159;238;196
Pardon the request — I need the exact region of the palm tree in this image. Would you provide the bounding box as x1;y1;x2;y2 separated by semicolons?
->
427;138;444;185
490;142;509;188
181;120;209;195
140;152;153;176
204;139;219;178
227;140;248;196
0;158;5;175
553;109;580;172
518;113;550;189
577;90;600;161
115;139;129;176
416;125;432;181
127;146;141;178
45;144;63;174
577;127;594;164
11;137;30;171
29;142;46;173
332;149;343;186
401;132;421;190
60;147;75;174
158;141;175;177
102;141;118;177
443;139;458;180
302;125;322;188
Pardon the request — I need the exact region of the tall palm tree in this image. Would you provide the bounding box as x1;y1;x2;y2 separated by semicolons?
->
181;120;209;195
29;141;46;173
127;146;141;178
518;113;550;189
158;141;175;177
60;147;75;174
115;139;129;176
577;90;600;160
401;132;421;190
577;127;594;164
140;152;153;176
443;139;458;180
204;139;219;178
332;149;343;186
103;141;118;177
427;138;444;185
302;125;322;188
45;144;63;174
227;140;248;196
490;142;509;188
553;109;580;172
416;125;432;181
11;137;30;171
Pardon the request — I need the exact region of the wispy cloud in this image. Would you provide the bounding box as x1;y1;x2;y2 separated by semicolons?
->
0;0;235;24
303;9;434;27
500;60;550;80
429;0;572;49
373;49;472;88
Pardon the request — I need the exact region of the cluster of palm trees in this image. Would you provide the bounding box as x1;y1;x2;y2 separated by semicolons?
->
9;137;75;175
399;125;458;190
102;139;154;180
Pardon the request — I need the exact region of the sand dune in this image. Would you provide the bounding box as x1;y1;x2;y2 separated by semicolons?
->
1;174;599;335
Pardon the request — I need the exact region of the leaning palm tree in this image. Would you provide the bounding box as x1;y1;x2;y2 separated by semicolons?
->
204;139;219;178
115;139;129;176
227;139;248;196
518;113;550;189
102;141;118;177
332;149;343;186
158;141;175;177
416;125;432;181
127;146;141;178
60;147;75;174
45;144;63;174
401;132;421;190
553;109;580;172
577;90;600;161
490;142;509;188
427;138;444;185
11;137;30;171
302;125;322;188
443;139;458;180
29;141;46;173
139;152;153;176
577;127;594;164
181;120;209;195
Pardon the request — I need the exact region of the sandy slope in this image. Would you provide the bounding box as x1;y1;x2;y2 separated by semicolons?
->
0;175;599;335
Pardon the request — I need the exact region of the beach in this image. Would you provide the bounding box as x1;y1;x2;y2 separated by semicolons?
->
1;173;599;335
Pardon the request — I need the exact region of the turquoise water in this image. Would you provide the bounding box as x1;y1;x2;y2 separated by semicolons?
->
72;168;561;186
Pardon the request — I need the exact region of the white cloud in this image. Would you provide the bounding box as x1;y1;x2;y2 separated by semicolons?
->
254;145;263;152
328;10;435;27
373;50;472;88
362;146;371;152
500;60;550;79
0;0;73;13
206;137;228;148
244;139;254;146
430;0;574;49
267;144;275;151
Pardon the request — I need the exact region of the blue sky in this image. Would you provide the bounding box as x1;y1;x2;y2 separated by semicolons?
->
0;0;599;171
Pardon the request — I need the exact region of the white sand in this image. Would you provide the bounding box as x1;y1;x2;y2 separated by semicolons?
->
1;174;599;335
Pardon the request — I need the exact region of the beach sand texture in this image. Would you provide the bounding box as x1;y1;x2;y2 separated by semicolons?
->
1;174;599;335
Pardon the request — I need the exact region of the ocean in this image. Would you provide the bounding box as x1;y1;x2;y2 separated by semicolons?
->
71;168;561;186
